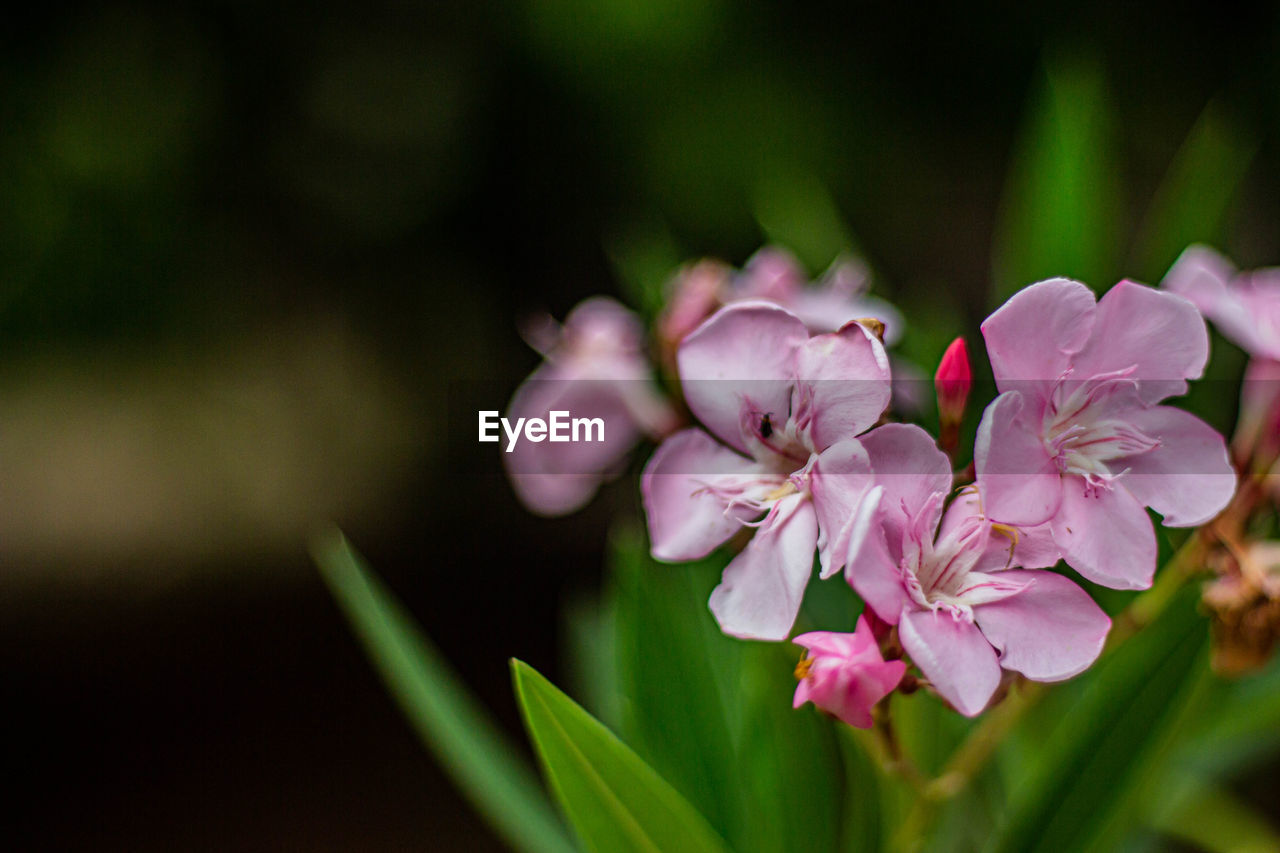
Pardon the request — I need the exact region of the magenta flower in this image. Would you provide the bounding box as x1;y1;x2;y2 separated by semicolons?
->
975;278;1236;589
934;336;972;428
642;301;892;640
792;616;906;729
848;423;1110;715
505;297;677;516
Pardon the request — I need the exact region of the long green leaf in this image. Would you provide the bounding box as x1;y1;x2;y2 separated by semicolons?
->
511;658;733;853
1148;773;1280;853
311;530;576;853
986;586;1209;853
611;529;744;841
1132;100;1257;282
991;50;1121;302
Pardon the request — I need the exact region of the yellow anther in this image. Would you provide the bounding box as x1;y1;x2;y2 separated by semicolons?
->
765;481;799;502
854;317;885;341
794;654;814;681
991;522;1020;569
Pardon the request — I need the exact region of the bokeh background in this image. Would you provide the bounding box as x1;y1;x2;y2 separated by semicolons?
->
6;3;1280;849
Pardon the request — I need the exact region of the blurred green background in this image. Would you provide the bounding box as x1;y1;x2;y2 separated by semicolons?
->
5;2;1280;849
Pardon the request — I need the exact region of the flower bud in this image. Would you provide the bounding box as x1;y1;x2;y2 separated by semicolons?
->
792;616;905;729
935;336;972;428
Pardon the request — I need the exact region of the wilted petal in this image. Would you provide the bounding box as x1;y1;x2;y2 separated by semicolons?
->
1051;478;1157;589
642;428;764;562
1120;405;1235;527
678;302;808;453
792;321;892;450
899;609;1001;717
975;392;1062;526
1070;281;1209;404
709;494;819;640
981;277;1096;390
974;570;1110;681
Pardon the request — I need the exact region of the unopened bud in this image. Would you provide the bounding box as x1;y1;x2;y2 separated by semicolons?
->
935;337;972;428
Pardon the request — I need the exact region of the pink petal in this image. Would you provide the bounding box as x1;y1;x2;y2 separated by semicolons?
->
1070;280;1209;405
942;490;1061;572
973;570;1110;681
1050;478;1157;589
1120;405;1236;527
709;494;819;640
981;278;1096;390
641;428;763;562
975;392;1063;526
792;321;892;451
504;370;644;516
810;438;880;579
678;302;808;453
861;423;954;543
1161;244;1236;315
899;609;1002;717
845;527;912;625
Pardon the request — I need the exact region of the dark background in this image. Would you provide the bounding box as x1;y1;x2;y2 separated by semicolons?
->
4;3;1280;849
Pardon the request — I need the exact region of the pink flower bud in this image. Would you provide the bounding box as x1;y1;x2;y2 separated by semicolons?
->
792;616;905;729
934;336;972;427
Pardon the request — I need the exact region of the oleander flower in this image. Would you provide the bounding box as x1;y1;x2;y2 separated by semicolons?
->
1162;244;1280;360
1162;246;1280;463
658;247;904;356
792;616;907;728
975;278;1236;589
642;301;892;640
505;297;677;516
846;423;1109;715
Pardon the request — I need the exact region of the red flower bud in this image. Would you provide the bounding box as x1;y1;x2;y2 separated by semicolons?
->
935;336;972;428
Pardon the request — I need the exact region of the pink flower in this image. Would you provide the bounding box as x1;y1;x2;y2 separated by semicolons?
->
975;278;1236;589
1162;245;1280;360
847;423;1110;715
505;297;677;516
792;616;906;729
658;247;904;351
1162;246;1280;463
642;301;892;640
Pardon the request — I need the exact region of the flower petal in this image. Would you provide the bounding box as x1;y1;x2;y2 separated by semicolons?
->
981;277;1096;390
709;494;819;640
861;422;954;544
792;320;892;450
1070;280;1209;404
641;428;764;562
942;490;1061;572
678;301;808;452
1051;478;1157;589
810;438;879;579
1120;405;1236;527
504;371;643;516
899;609;1001;717
845;526;913;625
974;570;1110;681
975;391;1063;526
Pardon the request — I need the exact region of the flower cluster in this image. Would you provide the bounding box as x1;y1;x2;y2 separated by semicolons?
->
505;247;1245;726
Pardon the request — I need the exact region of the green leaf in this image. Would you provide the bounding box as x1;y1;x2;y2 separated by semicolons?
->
986;586;1209;853
991;50;1121;303
753;165;860;273
611;529;744;840
1148;773;1280;853
735;642;843;853
311;529;576;853
1132;100;1257;282
511;658;734;853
